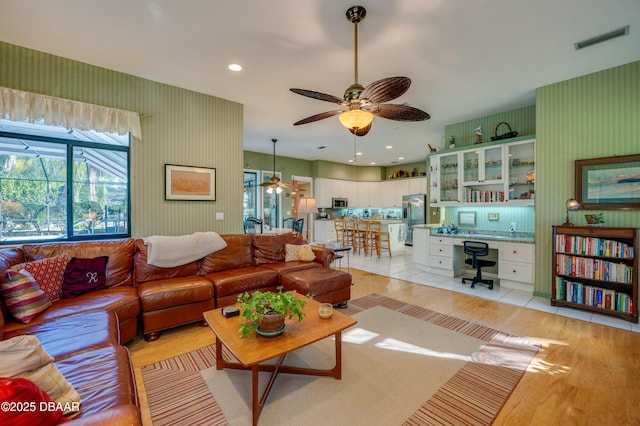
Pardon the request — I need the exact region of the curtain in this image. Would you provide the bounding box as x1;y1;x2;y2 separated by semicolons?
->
0;86;142;139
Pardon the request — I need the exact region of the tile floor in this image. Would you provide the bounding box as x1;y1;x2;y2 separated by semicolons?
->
339;245;640;333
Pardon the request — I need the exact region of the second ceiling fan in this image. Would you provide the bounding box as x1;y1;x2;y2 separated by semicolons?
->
290;5;430;137
258;138;304;194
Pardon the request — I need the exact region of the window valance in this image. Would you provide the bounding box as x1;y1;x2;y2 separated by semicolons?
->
0;86;142;140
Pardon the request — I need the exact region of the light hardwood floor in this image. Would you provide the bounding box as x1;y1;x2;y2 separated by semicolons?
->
128;267;640;425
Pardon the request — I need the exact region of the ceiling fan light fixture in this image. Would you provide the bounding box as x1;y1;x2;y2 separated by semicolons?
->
339;109;374;130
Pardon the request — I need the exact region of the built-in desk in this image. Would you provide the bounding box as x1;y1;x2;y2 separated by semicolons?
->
413;227;535;291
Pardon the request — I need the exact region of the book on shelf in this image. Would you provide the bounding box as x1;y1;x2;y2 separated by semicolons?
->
554;276;633;313
555;235;634;258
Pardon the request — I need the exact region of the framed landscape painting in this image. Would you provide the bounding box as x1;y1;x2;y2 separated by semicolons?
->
575;154;640;210
165;164;216;201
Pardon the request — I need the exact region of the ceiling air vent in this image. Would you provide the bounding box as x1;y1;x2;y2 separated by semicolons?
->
574;25;629;50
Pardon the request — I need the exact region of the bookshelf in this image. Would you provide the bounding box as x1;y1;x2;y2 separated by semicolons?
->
552;225;638;323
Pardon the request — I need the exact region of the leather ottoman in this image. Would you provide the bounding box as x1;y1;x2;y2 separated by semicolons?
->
281;268;351;307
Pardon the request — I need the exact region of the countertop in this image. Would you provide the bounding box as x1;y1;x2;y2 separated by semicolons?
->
317;218;404;224
428;228;535;244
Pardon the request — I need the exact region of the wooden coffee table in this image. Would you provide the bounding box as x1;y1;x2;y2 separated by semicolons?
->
203;296;357;426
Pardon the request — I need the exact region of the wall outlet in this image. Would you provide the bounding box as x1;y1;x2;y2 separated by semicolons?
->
216;212;224;221
510;222;516;232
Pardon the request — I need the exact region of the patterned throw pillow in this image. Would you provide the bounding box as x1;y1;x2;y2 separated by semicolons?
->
285;244;316;262
9;255;69;301
62;256;108;298
0;271;52;323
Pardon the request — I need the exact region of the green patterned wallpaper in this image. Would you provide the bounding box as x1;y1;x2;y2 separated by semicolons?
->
0;41;244;237
534;60;640;298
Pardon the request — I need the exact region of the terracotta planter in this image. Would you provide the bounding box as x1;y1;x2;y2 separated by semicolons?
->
258;314;285;332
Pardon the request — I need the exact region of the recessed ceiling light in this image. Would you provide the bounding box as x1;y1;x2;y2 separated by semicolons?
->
370;162;376;165
348;159;354;163
398;156;404;160
385;145;392;149
356;152;362;156
228;64;242;71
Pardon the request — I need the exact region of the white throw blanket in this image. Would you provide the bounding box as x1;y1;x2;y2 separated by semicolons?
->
143;232;227;268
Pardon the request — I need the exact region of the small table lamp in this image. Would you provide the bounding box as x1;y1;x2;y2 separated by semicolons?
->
298;197;318;242
563;198;581;226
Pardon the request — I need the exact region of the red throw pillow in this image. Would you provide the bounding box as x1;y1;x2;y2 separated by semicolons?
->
62;256;108;298
0;377;64;426
10;256;69;301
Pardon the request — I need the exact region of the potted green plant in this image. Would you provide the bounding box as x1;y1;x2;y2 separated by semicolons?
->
237;286;310;336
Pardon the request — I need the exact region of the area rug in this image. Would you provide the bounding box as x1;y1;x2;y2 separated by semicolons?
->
141;294;539;426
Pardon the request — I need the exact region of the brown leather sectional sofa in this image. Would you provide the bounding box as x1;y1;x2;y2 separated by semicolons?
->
0;231;347;423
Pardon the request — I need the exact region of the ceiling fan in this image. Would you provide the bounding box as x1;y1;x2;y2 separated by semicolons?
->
257;139;305;194
290;5;430;137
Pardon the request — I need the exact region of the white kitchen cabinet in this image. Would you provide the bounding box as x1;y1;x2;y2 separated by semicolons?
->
315;178;333;208
498;241;535;289
408;177;427;195
313;220;337;243
428;137;535;207
428;236;466;277
379;181;395;207
412;227;429;269
355;182;372;207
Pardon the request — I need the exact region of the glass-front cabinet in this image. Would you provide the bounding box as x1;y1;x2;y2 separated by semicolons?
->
428;137;535;206
507;140;536;202
461;145;504;203
430;152;460;204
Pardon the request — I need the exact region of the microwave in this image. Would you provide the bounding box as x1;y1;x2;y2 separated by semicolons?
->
332;198;348;208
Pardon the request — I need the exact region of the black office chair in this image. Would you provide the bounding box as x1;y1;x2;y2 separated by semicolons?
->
283;217;295;230
243;217;263;234
461;241;496;289
294;218;304;234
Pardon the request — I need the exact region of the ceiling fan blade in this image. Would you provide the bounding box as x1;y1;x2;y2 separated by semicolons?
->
290;88;347;106
348;122;372;136
373;103;430;121
360;77;411;104
293;110;343;126
278;182;297;190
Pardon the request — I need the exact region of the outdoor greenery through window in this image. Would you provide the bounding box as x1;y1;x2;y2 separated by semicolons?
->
0;119;130;243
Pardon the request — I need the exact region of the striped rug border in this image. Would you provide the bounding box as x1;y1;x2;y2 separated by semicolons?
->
141;294;539;426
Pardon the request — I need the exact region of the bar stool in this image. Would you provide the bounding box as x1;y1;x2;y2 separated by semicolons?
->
334;219;345;246
354;220;369;255
368;220;391;257
343;218;356;247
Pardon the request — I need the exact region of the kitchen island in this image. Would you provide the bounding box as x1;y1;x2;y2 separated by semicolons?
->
363;219;406;256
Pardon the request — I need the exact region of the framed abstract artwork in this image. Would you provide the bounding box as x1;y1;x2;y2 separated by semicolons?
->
165;164;216;201
576;154;640;209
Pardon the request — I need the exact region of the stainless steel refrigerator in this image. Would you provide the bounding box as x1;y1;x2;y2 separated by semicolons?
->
402;194;426;245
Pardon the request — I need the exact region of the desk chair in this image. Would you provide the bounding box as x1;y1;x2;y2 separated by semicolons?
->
461;241;495;289
294;218;304;234
243;217;263;234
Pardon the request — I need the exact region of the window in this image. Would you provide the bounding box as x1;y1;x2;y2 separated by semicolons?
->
0;119;130;243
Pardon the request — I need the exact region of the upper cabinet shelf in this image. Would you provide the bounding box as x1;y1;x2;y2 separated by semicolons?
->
428;137;535;207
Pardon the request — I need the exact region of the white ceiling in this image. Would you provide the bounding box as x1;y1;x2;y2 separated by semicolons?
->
1;0;638;167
